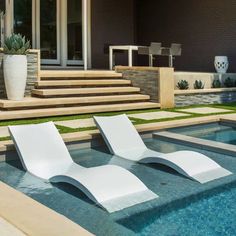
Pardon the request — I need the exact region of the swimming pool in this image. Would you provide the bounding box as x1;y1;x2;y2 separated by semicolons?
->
169;122;236;145
0;138;236;236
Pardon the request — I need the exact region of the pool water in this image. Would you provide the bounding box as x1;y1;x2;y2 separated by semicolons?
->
170;122;236;145
0;138;236;236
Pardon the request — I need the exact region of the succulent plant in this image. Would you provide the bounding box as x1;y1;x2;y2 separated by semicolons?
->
177;80;189;90
3;33;30;55
212;79;221;88
194;80;204;89
224;77;235;88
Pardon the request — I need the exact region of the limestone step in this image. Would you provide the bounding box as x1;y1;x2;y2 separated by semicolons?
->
32;87;140;97
35;79;131;88
0;94;150;109
0;102;161;120
40;70;122;79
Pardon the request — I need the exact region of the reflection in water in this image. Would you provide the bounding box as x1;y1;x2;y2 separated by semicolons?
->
108;155;136;171
16;172;53;194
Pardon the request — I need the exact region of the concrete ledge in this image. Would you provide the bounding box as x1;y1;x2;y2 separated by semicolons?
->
115;66;161;72
154;131;236;156
175;88;236;95
0;182;92;236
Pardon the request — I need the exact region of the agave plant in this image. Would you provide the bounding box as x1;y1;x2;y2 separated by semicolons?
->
194;80;204;89
224;77;235;88
212;79;221;88
3;33;30;55
177;80;189;90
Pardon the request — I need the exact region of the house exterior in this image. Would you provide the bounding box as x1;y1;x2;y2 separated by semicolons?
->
0;0;135;70
1;0;236;72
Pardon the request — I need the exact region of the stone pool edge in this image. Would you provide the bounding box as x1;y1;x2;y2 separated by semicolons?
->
0;181;93;236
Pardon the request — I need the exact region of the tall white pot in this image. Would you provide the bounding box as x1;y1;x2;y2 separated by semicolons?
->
3;55;27;101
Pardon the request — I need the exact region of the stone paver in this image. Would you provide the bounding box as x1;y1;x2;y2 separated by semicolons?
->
55;117;137;129
178;107;232;114
55;118;95;129
128;111;189;120
0;127;10;138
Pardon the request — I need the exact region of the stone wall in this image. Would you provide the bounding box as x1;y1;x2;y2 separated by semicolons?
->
175;91;236;107
0;50;40;98
116;66;175;108
118;67;159;102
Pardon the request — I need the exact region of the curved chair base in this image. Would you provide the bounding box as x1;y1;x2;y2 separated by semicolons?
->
50;164;157;213
139;150;232;183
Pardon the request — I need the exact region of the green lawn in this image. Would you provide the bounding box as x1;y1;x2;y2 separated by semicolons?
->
0;102;235;142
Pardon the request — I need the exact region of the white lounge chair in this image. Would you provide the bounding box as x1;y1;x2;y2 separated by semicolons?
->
8;122;158;213
94;114;232;184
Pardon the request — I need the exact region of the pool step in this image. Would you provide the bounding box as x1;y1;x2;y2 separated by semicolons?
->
0;94;151;109
32;87;141;97
0;102;161;120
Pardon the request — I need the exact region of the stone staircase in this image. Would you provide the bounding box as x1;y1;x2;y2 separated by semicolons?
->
0;70;160;120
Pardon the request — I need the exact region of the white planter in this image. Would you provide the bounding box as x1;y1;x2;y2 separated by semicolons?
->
3;55;27;101
214;56;229;74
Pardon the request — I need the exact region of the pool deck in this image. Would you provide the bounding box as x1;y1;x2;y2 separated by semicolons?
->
0;182;92;236
1;110;236;235
0;112;236;153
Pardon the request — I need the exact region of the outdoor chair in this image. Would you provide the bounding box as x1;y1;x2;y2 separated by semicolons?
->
138;42;162;67
168;43;182;67
94;114;232;184
9;122;157;213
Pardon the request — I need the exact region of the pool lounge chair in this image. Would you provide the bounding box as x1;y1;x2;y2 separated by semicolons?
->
8;122;158;213
94;114;232;184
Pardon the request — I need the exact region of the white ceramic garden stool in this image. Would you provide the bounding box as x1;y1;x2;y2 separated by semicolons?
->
214;56;229;74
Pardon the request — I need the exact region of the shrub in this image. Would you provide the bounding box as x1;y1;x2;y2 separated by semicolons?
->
194;80;204;89
3;33;30;55
224;77;235;88
177;80;189;90
212;79;221;88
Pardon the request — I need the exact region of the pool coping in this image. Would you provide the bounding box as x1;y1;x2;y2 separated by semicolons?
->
1;113;236;235
0;182;93;236
154;131;236;156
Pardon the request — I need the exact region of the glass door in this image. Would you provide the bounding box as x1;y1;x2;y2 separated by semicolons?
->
37;0;60;65
12;0;90;68
13;0;32;43
67;0;83;66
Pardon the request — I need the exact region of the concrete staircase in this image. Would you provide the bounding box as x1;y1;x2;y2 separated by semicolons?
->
0;70;160;120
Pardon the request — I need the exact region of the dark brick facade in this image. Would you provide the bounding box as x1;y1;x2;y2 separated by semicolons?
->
136;0;236;72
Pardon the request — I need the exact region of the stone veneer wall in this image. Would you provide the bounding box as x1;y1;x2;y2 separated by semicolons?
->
0;50;40;98
116;67;159;102
175;92;236;107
